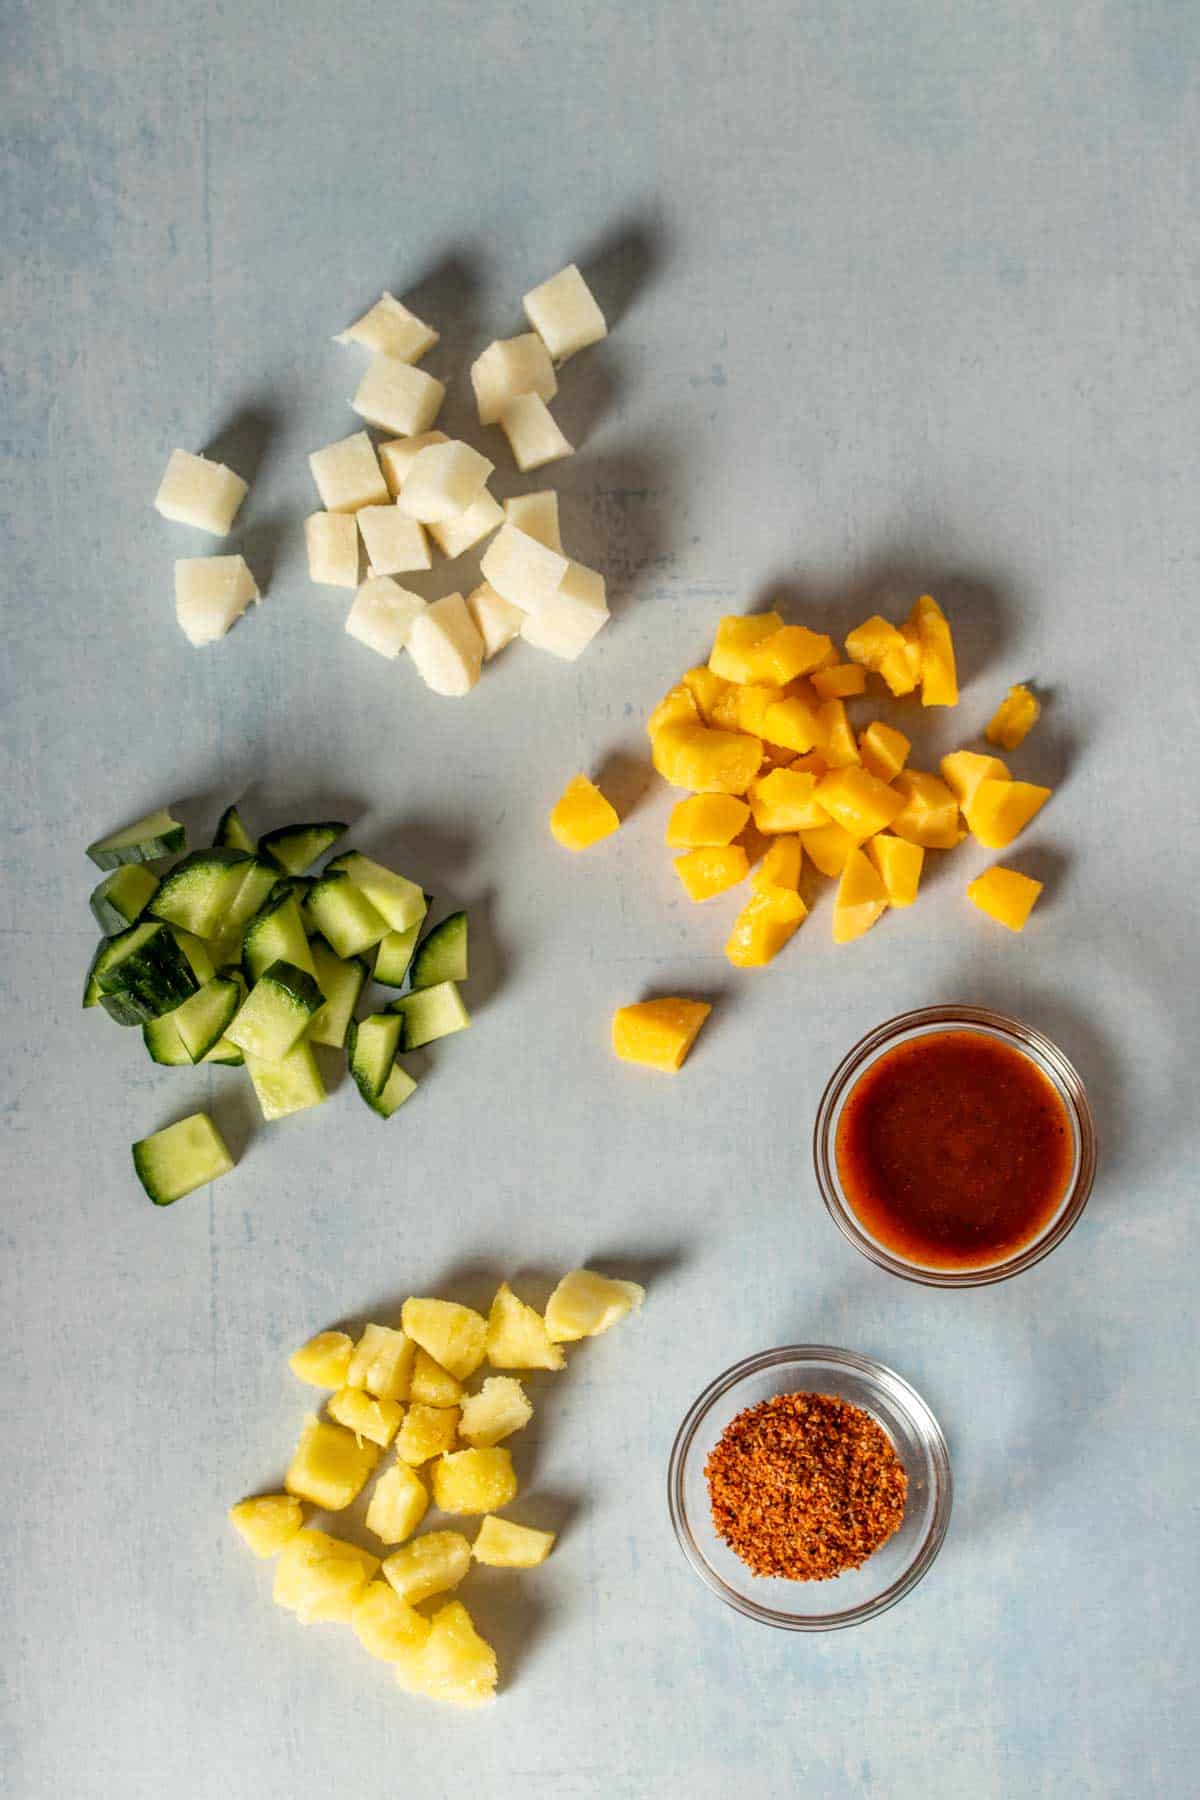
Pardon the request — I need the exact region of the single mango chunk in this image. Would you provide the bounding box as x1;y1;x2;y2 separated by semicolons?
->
811;662;867;699
889;771;964;849
611;997;712;1071
814;767;905;841
674;845;749;902
229;1494;305;1558
833;848;889;944
939;750;1010;813
664;793;750;848
859;721;911;784
906;594;958;707
681;665;732;722
966;865;1044;931
866;834;924;907
748;624;834;685
708;612;785;682
844;614;907;672
652;725;762;795
878;641;920;697
799;820;859;877
710;682;785;737
725;886;807;966
814;699;861;768
966;779;1051;849
549;773;620;850
749;768;827;833
752;835;802;891
647;682;700;740
761;694;822;754
986;684;1041;750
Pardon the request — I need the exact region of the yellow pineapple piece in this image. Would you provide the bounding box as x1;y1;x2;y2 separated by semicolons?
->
432;1448;517;1515
288;1330;354;1389
664;793;750;848
647;682;700;739
810;662;867;699
707;612;785;682
724;886;806;966
906;594;958;706
285;1414;378;1510
986;683;1041;750
394;1601;498;1709
651;724;763;795
486;1282;565;1370
814;767;904;841
409;1347;463;1408
458;1376;533;1446
749;768;827;833
748;625;833;685
751;835;802;891
346;1323;415;1401
761;693;822;754
939;749;1010;813
400;1298;488;1382
844;614;906;672
889;771;964;849
859;720;910;783
966;778;1051;848
710;681;785;738
351;1580;432;1662
273;1529;380;1624
327;1387;403;1449
815;698;861;767
228;1494;304;1558
673;845;749;902
680;664;731;722
866;835;924;907
382;1530;473;1605
833;848;889;944
611;997;712;1074
473;1516;555;1568
799;821;858;877
395;1403;460;1465
364;1462;429;1545
549;773;620;851
966;865;1043;931
544;1269;645;1342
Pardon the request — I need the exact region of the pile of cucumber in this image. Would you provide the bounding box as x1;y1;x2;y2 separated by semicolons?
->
84;803;471;1203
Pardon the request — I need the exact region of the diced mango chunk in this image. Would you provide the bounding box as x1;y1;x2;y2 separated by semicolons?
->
866;835;924;907
710;682;785;737
544;1269;645;1341
815;699;861;767
889;771;964;849
458;1376;533;1447
680;665;732;722
966;865;1044;931
284;1414;379;1511
408;1348;463;1408
229;1494;304;1558
799;821;859;877
473;1516;556;1568
393;1601;497;1709
382;1531;472;1606
833;848;889;944
986;684;1041;750
858;722;911;784
352;1580;433;1662
400;1299;488;1382
966;779;1051;849
395;1403;460;1465
761;694;822;754
365;1462;429;1545
708;612;785;682
611;997;712;1072
747;625;834;685
907;594;958;706
844;614;907;672
288;1330;354;1389
752;835;802;891
486;1282;566;1370
749;768;827;833
549;773;620;851
652;725;762;795
725;886;806;966
674;845;749;901
939;750;1011;812
327;1387;403;1448
647;682;700;739
346;1323;415;1401
273;1529;380;1624
665;793;750;848
814;767;904;841
431;1448;518;1516
811;662;867;699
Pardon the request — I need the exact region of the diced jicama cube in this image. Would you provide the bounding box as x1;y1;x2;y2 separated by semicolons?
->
334;292;438;363
356;506;431;575
175;556;259;646
471;334;557;426
480;522;568;611
466;583;524;660
428;490;504;560
520;562;608;660
345;577;427;659
309;431;390;513
406;593;484;696
378;431;448;497
399;441;493;524
499;394;573;472
523;263;607;362
305;512;360;587
504;490;562;552
351;356;445;437
154;449;247;535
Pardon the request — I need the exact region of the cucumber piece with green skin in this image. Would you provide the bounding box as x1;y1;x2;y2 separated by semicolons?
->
89;864;160;935
245;1040;327;1120
214;803;255;853
142;1014;192;1065
260;821;347;876
347;1013;403;1107
326;854;426;932
271;875;316;909
410;911;468;990
225;960;325;1061
93;921;201;1022
305;871;389;959
388;980;470;1049
375;1060;418;1119
170;976;242;1063
149;850;251;939
242;890;316;984
171;929;215;985
307;937;367;1050
83;945;105;1008
223;858;280;937
374;923;421;987
88;808;186;871
132;1112;235;1206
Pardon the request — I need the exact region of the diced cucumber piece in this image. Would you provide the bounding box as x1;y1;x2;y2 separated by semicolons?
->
149;850;251;939
226;960;325;1061
223;858;280;938
388;980;470;1049
271;875;316;909
242;890;316;984
132;1113;235;1206
170;976;242;1063
260;821;346;876
83;946;104;1008
93;921;201;1023
410;911;468;990
215;803;255;853
307;937;367;1049
171;929;216;985
374;923;421;987
347;1013;403;1105
245;1041;327;1121
326;853;426;932
375;1060;418;1119
142;1014;192;1065
88;807;186;871
305;872;389;959
89;864;159;935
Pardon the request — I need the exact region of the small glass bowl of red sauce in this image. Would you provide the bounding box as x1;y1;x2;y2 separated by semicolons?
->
814;1006;1098;1287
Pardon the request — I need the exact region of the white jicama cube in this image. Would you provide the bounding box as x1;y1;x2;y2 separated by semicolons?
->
499;394;573;473
175;556;260;646
520;561;609;661
399;441;493;524
357;506;431;576
406;593;484;697
466;583;524;660
352;356;445;437
309;432;390;513
378;432;448;497
154;449;248;536
523;263;607;362
305;512;360;588
470;334;558;426
345;577;427;659
335;292;439;364
428;490;504;560
480;522;569;612
504;491;562;553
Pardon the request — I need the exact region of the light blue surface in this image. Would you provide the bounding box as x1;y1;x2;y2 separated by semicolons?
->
3;2;1198;1795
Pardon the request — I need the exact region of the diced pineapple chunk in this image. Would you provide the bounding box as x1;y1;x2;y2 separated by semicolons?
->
305;512;360;588
810;662;867;699
154;449;248;536
471;334;558;425
673;845;749;901
761;694;822;754
966;865;1044;931
665;793;750;848
289;1329;355;1389
859;721;911;784
346;1323;415;1400
486;1282;565;1370
799;821;859;877
395;1403;460;1466
401;1298;488;1382
394;1601;498;1709
428;489;504;560
544;1270;645;1342
228;1493;304;1558
503;490;562;552
815;699;861;767
351;355;445;437
866;834;924;907
355;506;431;575
335;292;438;363
832;848;889;944
473;1516;555;1568
327;1387;403;1449
549;772;620;851
285;1414;379;1510
939;750;1011;812
409;1347;464;1408
523;263;607;362
680;665;733;722
651;726;763;795
906;594;958;706
814;767;904;841
174;556;260;647
431;1448;518;1515
966;779;1051;849
406;593;484;697
466;582;524;659
308;431;390;513
611;997;712;1074
365;1462;430;1545
351;1580;432;1662
986;683;1041;750
458;1376;533;1447
724;886;806;966
748;625;834;685
889;771;964;849
273;1529;380;1624
752;835;802;891
398;440;493;524
345;577;426;660
520;561;609;660
749;769;827;833
378;431;449;496
708;613;785;683
480;521;569;611
500;394;573;472
382;1531;473;1605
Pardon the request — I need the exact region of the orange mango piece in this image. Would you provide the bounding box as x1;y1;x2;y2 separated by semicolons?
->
747;625;834;685
799;820;858;877
708;613;785;683
810;663;867;700
725;886;807;967
664;794;750;848
815;699;861;767
866;834;924;907
651;726;763;795
939;750;1010;813
833;848;889;944
906;594;958;707
761;694;822;754
749;769;827;833
986;684;1041;750
673;846;749;902
966;779;1051;849
889;771;964;849
752;836;802;892
549;775;620;851
966;865;1044;931
844;614;907;672
710;682;785;738
814;767;905;841
681;665;732;723
612;998;712;1072
647;683;699;740
859;721;911;784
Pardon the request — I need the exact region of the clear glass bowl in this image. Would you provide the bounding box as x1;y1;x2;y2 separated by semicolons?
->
668;1345;952;1631
813;1005;1098;1288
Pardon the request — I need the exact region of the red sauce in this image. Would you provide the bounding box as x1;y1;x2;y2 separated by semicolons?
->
835;1030;1074;1271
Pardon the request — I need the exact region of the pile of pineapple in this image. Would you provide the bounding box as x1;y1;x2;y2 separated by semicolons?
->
230;1269;643;1709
